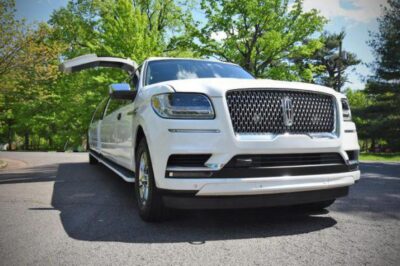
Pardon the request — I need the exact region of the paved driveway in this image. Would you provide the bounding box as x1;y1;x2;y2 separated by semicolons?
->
0;152;399;265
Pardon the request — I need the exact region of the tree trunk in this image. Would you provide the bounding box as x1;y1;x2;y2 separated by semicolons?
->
24;131;30;150
363;139;367;152
7;120;12;151
370;139;375;152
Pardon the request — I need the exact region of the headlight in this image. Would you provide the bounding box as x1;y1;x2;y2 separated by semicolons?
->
151;93;215;119
341;98;352;121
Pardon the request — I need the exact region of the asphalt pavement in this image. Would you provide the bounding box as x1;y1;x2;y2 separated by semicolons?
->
0;152;399;265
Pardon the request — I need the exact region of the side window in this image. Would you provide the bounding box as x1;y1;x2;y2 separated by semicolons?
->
91;97;109;123
104;99;131;117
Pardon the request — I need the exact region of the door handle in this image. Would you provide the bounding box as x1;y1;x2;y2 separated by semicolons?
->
117;113;122;120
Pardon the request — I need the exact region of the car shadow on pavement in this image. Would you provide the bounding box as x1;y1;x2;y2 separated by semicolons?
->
49;162;338;243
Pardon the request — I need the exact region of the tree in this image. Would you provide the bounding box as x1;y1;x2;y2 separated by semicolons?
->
184;0;326;80
364;0;400;151
0;0;26;78
49;0;191;61
311;32;360;91
0;1;198;150
0;0;28;148
345;89;372;151
42;0;193;150
0;23;66;150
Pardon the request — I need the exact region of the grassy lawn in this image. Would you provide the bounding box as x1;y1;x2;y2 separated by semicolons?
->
360;153;400;162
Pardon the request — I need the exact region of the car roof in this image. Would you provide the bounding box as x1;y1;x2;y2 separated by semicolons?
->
145;57;239;66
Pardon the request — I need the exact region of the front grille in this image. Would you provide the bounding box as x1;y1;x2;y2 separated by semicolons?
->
167;154;211;167
225;153;345;168
226;89;335;134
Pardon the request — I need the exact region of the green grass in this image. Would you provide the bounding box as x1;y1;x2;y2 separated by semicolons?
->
360;152;400;162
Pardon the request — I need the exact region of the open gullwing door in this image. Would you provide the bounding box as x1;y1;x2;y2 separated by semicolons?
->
59;54;137;74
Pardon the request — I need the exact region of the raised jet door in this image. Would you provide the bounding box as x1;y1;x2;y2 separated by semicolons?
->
60;54;138;161
59;54;137;74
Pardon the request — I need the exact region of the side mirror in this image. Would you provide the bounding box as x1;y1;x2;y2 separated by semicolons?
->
109;83;137;100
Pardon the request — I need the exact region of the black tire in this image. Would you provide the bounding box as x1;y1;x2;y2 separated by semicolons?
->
135;138;165;222
300;199;335;211
89;153;98;165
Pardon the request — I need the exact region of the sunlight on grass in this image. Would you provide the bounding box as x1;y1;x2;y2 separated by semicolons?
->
360;153;400;162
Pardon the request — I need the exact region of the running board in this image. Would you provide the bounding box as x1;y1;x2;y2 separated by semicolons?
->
90;151;135;182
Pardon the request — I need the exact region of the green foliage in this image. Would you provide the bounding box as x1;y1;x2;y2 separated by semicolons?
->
49;0;192;61
182;0;326;80
0;0;25;77
1;0;192;150
364;0;400;150
345;89;372;141
1;22;66;149
309;31;360;91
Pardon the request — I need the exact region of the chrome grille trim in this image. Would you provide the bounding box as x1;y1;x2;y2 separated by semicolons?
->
226;89;336;135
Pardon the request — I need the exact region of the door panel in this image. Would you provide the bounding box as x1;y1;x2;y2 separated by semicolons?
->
100;100;117;159
88;97;108;153
101;99;134;169
115;104;134;169
88;121;99;152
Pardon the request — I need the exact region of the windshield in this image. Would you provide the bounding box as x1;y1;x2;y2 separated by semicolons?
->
145;59;254;85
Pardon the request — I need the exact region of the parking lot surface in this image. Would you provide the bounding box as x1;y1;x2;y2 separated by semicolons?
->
0;152;399;265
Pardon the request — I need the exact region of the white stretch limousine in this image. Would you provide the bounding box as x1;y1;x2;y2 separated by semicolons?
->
60;54;360;222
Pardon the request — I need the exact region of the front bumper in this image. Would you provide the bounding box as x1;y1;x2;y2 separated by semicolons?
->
162;186;349;210
140;97;360;196
160;170;360;196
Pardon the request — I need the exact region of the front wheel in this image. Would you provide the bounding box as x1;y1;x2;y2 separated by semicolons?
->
135;138;165;222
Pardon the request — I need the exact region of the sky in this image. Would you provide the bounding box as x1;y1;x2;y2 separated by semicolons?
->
15;0;388;90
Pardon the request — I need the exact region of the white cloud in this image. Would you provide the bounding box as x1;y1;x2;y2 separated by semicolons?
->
302;0;389;23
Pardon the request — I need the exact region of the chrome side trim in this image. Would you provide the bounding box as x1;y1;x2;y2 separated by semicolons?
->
167;163;344;171
235;132;338;141
90;152;135;183
236;133;279;141
306;132;338;139
166;166;219;172
253;163;344;169
168;129;220;133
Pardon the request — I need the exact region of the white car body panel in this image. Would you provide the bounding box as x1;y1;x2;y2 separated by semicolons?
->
160;77;340;97
60;54;137;74
62;55;360;201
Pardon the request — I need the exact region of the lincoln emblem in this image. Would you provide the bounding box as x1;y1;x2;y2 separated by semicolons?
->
282;97;293;126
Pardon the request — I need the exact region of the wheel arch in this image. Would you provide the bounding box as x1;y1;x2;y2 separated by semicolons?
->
135;125;146;152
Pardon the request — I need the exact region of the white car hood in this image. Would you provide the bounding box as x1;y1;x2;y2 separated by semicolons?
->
163;78;340;98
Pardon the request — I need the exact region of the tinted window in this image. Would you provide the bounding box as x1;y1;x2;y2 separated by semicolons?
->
145;60;254;85
92;97;109;123
104;99;131;117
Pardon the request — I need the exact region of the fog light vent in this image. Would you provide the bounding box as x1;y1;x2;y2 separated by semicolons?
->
167;154;212;167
